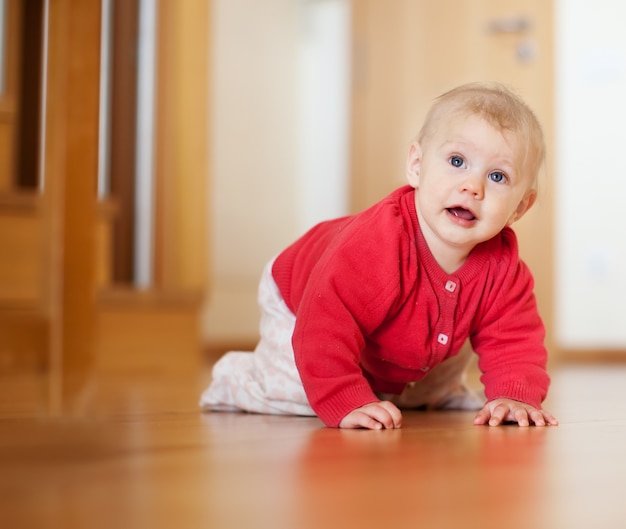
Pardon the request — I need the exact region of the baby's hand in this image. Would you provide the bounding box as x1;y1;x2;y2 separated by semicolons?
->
474;398;558;427
339;401;403;430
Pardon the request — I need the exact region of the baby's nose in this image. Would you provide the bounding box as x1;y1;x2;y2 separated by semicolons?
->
459;174;484;199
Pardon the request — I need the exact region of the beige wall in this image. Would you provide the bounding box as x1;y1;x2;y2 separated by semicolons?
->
203;0;302;345
554;0;626;350
203;0;351;347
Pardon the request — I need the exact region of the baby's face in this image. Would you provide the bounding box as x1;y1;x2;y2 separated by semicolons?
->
406;114;536;269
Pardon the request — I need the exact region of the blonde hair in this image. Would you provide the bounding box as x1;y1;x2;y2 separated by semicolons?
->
418;82;546;188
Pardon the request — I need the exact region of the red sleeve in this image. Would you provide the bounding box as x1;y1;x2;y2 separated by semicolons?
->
471;233;550;408
290;208;415;427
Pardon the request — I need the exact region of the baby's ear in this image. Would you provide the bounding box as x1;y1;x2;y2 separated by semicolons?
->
406;141;422;188
508;189;537;224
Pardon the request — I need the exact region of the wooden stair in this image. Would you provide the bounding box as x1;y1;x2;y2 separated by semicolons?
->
0;305;48;373
0;191;203;415
1;0;210;417
0;192;47;374
96;287;203;376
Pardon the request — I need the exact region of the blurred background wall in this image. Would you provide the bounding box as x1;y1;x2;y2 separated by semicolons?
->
203;0;350;347
554;0;626;350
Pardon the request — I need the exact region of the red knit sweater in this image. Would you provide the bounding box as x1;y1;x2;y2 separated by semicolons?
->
272;186;550;427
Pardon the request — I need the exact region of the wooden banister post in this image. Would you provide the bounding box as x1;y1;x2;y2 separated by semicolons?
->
42;0;101;414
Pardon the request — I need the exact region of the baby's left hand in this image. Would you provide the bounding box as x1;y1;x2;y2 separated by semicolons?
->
473;398;558;427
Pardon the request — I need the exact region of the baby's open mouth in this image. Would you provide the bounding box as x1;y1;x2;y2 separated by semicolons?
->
447;207;476;221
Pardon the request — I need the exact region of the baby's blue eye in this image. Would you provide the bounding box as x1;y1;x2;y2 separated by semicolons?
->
489;171;506;183
450;156;464;168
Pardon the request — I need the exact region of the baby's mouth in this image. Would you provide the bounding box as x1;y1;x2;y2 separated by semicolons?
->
447;207;476;221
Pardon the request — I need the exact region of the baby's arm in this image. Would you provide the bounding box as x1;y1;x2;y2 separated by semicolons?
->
473;398;558;427
339;401;403;429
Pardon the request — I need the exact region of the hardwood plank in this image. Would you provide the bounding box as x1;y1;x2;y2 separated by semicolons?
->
0;364;625;528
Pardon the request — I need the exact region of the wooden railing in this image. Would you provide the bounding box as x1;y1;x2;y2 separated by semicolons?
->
0;0;211;416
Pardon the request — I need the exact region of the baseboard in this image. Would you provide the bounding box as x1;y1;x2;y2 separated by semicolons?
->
559;349;626;363
203;339;258;365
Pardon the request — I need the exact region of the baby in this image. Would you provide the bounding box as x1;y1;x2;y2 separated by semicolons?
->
201;82;558;430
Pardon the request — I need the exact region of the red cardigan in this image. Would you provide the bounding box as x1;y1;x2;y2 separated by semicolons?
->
272;186;550;427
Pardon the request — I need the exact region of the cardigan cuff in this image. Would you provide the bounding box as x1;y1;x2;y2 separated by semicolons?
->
312;382;380;427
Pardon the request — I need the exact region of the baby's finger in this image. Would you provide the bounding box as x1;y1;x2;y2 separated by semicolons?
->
473;408;492;425
345;411;384;430
365;405;397;429
378;401;403;428
513;407;530;427
540;409;559;426
529;409;546;426
488;404;510;426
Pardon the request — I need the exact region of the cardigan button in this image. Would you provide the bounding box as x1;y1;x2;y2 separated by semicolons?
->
445;280;457;292
437;333;449;345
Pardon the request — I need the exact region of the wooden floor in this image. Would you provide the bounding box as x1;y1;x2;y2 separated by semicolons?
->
1;363;626;529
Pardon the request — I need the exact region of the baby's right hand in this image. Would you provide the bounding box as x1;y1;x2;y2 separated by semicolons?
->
339;401;403;430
